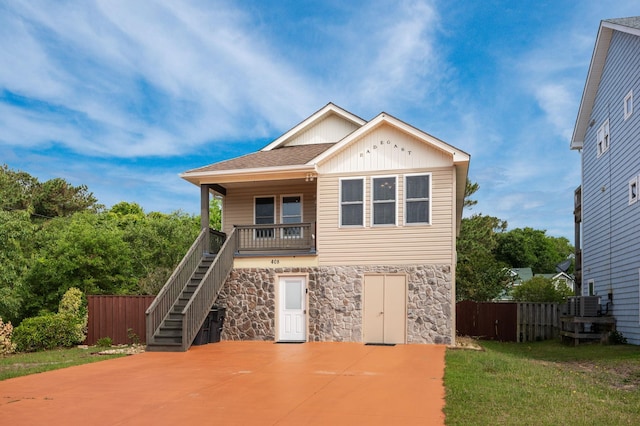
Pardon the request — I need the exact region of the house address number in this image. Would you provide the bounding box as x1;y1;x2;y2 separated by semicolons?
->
271;259;280;264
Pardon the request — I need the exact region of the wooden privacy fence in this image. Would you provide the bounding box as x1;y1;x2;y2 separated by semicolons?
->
456;301;560;342
86;295;155;345
517;302;560;342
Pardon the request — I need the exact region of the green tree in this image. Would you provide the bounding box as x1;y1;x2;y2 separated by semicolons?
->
1;164;99;218
0;164;38;212
0;210;36;322
210;197;222;230
456;214;511;301
495;228;573;274
33;178;99;218
109;202;199;294
511;276;573;303
463;179;479;210
21;212;137;317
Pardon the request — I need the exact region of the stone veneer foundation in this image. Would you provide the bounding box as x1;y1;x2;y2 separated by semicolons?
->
215;264;452;344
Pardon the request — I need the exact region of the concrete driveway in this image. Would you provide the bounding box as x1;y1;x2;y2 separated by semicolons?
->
1;342;446;425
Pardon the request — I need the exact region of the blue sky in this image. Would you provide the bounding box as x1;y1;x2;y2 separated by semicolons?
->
1;1;638;242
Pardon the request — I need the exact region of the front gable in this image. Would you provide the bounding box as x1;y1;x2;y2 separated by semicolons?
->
317;122;454;175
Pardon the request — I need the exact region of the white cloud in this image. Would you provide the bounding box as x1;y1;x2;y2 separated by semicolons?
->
0;0;320;158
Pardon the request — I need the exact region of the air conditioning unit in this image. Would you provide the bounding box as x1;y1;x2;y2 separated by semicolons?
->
565;297;577;316
577;296;600;317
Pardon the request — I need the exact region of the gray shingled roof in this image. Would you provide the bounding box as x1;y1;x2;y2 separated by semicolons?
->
604;16;640;30
185;143;336;173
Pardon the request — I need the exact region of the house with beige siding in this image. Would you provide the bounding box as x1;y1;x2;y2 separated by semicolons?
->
146;103;469;351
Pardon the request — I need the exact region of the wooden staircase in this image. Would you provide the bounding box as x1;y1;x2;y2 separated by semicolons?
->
146;228;236;352
147;256;215;350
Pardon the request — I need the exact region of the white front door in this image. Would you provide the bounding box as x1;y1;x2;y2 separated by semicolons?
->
278;276;306;341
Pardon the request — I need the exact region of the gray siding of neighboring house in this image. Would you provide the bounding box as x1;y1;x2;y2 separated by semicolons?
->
582;30;640;344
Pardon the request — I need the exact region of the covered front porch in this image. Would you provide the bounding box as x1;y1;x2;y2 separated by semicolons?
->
198;176;319;257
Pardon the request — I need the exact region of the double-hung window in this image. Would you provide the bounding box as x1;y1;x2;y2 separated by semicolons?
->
255;196;275;238
597;119;610;157
405;174;431;224
629;176;638;205
624;90;633;120
282;195;302;237
340;178;364;226
372;176;397;226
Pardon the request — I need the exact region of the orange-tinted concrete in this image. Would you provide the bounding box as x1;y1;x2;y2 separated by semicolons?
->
1;342;446;425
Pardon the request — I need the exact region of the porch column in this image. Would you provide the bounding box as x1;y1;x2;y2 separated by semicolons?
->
201;185;209;253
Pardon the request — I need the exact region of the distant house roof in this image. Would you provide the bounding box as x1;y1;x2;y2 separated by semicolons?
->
604;16;640;29
512;268;533;283
571;16;640;149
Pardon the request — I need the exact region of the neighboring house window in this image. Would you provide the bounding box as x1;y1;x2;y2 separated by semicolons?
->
629;176;638;205
596;119;610;157
587;279;595;297
255;196;275;238
281;195;302;237
372;176;397;226
405;173;431;224
624;90;633;120
340;178;364;226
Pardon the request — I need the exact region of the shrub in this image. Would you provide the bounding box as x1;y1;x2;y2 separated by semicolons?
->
511;276;573;303
58;287;87;343
127;328;140;345
609;330;628;345
12;288;88;352
0;317;17;355
12;313;85;352
96;337;112;348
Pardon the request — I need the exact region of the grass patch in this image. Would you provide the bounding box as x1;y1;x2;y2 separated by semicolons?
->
445;339;640;425
0;347;127;381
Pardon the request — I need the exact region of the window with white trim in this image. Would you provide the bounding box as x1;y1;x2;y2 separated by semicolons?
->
629;176;638;205
372;176;397;226
624;90;633;120
340;178;364;226
405;174;431;224
281;195;302;237
596;119;610;157
587;279;595;297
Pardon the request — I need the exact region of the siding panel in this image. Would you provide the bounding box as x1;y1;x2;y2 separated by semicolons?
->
317;168;454;265
581;30;640;344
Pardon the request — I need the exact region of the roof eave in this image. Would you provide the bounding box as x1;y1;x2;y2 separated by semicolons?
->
180;164;317;186
571;21;619;150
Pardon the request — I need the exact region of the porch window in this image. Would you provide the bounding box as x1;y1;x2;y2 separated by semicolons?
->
282;195;302;237
372;176;397;226
340;178;364;226
405;174;430;224
255;196;275;238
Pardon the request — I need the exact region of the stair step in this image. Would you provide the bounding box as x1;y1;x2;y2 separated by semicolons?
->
146;344;184;352
158;329;182;337
151;336;182;345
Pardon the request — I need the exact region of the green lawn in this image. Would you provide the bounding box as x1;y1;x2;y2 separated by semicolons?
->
0;347;126;381
444;339;640;425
